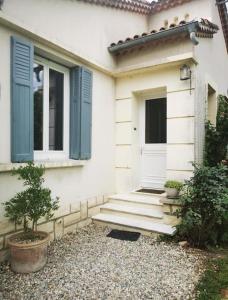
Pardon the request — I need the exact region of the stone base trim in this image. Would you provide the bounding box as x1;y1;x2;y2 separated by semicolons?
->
0;194;108;263
160;197;182;215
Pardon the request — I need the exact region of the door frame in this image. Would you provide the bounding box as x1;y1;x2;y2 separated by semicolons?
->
139;95;167;190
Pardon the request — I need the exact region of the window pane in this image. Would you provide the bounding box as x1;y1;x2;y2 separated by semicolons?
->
145;98;167;144
49;69;64;150
33;63;44;150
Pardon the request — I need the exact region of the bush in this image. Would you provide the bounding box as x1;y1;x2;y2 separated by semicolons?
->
175;95;228;248
176;163;228;247
204;121;221;167
164;180;183;191
204;95;228;166
3;162;59;233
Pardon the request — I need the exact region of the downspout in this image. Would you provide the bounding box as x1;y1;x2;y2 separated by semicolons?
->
0;0;4;10
188;23;199;45
190;31;199;45
108;21;200;54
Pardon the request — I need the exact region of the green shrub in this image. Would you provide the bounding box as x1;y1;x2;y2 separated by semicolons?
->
3;162;59;233
176;163;228;247
164;180;183;191
204;121;220;167
204;95;228;166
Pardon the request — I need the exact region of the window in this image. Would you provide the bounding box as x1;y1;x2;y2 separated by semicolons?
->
33;57;69;160
11;36;92;163
145;98;167;144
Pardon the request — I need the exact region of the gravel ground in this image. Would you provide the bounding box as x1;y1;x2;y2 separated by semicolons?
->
0;224;206;300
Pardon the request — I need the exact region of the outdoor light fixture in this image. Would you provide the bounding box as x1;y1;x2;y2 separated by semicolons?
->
0;0;4;10
180;64;192;94
180;64;191;80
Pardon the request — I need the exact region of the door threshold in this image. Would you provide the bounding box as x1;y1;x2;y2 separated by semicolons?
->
136;189;165;195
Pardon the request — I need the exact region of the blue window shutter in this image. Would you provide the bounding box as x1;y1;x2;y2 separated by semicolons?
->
11;36;34;162
80;67;93;160
70;67;81;160
70;66;93;160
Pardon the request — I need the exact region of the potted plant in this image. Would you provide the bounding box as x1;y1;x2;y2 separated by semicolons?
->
164;180;183;199
3;162;59;273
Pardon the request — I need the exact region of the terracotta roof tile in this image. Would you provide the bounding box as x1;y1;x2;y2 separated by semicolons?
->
109;18;219;54
150;0;194;14
75;0;228;52
76;0;151;14
76;0;195;14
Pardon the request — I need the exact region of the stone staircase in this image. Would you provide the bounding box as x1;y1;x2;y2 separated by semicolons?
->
92;192;179;236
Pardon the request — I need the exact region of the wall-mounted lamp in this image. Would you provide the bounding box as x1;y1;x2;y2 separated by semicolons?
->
0;0;4;10
180;64;192;94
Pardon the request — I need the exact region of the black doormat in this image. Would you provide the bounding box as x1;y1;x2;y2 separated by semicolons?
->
107;229;141;241
137;189;164;194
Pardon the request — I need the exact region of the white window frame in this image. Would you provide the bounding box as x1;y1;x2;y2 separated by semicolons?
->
34;56;70;161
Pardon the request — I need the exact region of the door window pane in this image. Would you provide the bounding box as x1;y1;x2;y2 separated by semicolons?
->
49;69;64;150
145;98;167;144
33;63;44;150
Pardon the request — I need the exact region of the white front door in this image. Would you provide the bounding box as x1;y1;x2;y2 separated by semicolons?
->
140;98;167;190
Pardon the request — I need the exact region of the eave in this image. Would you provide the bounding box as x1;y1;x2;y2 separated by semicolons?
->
108;20;219;55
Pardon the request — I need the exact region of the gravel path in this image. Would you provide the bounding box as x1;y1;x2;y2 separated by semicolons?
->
0;224;206;300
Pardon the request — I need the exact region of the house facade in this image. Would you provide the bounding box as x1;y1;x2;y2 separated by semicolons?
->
0;0;227;260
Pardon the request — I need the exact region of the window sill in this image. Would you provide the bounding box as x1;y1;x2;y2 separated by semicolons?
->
0;160;86;173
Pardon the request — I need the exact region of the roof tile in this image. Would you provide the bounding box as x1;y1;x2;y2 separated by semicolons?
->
109;18;219;54
76;0;195;15
76;0;151;14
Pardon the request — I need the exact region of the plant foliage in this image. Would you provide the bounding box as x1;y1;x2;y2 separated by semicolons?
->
204;95;228;166
196;256;228;300
164;180;183;191
3;162;59;233
176;163;228;247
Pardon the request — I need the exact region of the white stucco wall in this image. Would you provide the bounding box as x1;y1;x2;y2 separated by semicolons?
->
0;0;147;70
115;63;196;192
0;0;227;221
116;38;194;71
0;24;116;223
194;4;228;95
193;1;228;163
114;0;228;192
148;0;213;31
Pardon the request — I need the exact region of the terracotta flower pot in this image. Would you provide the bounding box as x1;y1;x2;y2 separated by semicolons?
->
8;231;49;273
165;187;179;199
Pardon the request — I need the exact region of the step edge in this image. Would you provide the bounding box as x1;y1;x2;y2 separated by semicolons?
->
108;196;163;206
92;214;175;236
132;191;166;197
100;204;163;219
109;193;161;199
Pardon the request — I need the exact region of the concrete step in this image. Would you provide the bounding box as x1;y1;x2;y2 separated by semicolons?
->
92;213;176;236
132;191;166;198
100;203;163;222
108;193;163;210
